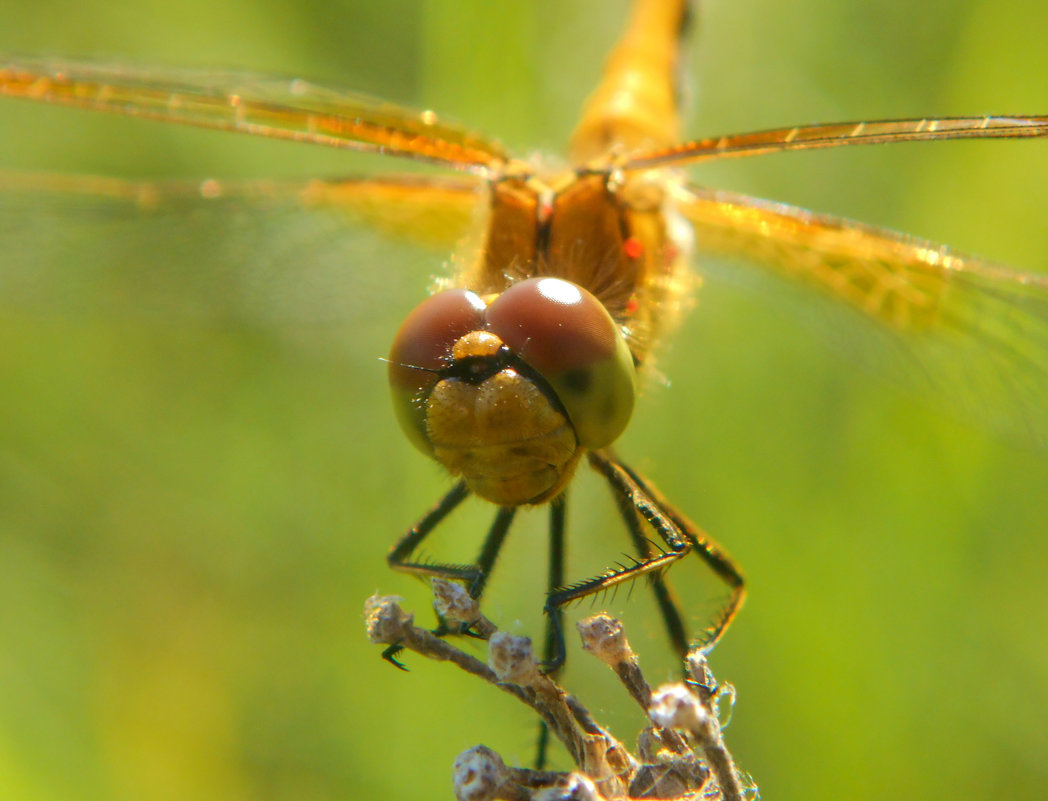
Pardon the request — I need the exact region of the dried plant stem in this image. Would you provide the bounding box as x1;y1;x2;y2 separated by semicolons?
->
365;582;755;801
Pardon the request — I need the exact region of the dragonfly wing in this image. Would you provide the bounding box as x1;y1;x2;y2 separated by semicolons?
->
0;171;485;338
676;183;1048;446
0;58;509;170
625;115;1048;169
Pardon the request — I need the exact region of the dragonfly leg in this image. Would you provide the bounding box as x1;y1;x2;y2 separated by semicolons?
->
386;481;519;665
535;495;567;769
592;450;746;657
540;451;745;675
387;480;471;579
603;460;689;659
466;505;517;603
612;450;750;650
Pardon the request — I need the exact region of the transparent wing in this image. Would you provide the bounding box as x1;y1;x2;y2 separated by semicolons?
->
625;115;1048;168
0;57;509;171
676;184;1048;446
0;171;484;339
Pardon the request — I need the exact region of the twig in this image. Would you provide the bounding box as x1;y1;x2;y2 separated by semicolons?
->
364;585;756;800
649;666;747;801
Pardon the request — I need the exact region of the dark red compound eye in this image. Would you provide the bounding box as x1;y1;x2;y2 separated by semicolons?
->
388;288;487;455
486;277;619;375
486;277;636;449
388;289;487;392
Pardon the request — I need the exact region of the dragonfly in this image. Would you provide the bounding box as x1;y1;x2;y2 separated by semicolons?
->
2;0;1048;717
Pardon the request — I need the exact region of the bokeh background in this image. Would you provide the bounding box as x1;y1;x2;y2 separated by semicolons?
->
1;1;1047;799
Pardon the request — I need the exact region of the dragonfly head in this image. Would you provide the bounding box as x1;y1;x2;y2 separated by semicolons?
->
389;277;636;505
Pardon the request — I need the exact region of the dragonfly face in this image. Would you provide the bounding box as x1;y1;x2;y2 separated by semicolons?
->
2;0;1048;799
389;275;637;504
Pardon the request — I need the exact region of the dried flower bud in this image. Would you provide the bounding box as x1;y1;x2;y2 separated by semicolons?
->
453;745;507;801
649;684;708;732
364;595;412;645
489;632;540;686
577;614;633;666
432;579;480;627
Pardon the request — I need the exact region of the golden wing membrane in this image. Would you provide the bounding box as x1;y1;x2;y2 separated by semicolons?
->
0;58;508;171
626;115;1048;169
0;171;482;328
298;173;482;248
677;184;1048;444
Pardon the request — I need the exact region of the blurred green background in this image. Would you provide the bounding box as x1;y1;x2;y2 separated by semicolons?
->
1;1;1047;799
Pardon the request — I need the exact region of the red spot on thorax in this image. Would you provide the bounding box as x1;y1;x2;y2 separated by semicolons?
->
623;237;644;260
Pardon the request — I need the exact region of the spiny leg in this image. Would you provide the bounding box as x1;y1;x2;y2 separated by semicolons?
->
384;481;470;668
543;495;568;668
427;504;518;643
387;480;516;600
541;450;745;673
535;494;567;770
385;481;518;665
612;455;746;652
387;480;471;582
542;454;690;673
467;505;517;602
605;464;691;660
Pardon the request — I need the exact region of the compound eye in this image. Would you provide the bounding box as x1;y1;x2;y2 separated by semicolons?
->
486;277;636;449
388;289;487;454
